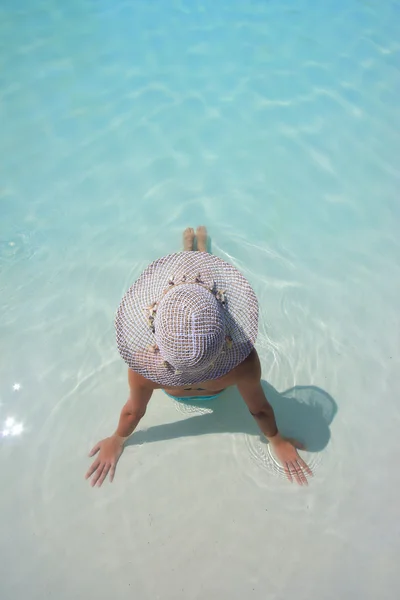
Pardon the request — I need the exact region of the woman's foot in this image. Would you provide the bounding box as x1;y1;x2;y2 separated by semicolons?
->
196;226;208;252
183;227;195;251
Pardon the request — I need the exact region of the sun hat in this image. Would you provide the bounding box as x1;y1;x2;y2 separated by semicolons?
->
115;251;258;386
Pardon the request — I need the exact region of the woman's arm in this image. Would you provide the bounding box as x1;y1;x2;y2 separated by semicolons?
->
236;350;312;485
85;371;155;487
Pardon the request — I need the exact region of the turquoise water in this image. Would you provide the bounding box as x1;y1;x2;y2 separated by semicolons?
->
1;1;399;598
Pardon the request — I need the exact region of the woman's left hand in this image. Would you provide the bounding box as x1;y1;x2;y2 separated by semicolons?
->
269;435;313;485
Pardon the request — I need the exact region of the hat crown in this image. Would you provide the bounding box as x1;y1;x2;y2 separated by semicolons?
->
154;283;225;372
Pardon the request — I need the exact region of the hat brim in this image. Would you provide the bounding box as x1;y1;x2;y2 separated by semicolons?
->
115;251;258;386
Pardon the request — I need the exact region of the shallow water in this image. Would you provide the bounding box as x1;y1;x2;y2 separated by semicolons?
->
1;1;399;599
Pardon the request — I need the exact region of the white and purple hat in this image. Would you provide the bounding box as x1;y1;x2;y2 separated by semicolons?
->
115;251;258;386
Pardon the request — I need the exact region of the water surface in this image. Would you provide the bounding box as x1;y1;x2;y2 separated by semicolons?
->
1;1;399;599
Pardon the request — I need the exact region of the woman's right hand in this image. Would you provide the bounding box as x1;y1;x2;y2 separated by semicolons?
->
85;435;125;487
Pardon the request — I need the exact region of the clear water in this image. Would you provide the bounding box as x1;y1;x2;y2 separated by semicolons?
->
1;1;399;598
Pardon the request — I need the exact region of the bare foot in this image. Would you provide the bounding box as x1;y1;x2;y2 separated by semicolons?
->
183;227;195;251
196;226;208;252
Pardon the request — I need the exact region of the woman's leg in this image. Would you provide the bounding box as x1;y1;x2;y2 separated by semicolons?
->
182;226;208;252
196;226;208;252
183;228;195;251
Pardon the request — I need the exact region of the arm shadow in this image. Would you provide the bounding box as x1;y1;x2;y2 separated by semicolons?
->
126;380;338;453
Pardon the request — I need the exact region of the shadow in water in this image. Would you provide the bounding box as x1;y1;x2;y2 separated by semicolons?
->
127;380;337;453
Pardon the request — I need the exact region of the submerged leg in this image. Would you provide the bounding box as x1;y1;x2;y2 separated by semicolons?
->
183;227;195;251
196;226;208;252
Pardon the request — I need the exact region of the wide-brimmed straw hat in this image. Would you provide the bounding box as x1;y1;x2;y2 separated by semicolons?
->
115;251;258;387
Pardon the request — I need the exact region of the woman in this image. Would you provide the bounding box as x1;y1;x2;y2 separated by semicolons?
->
86;227;312;487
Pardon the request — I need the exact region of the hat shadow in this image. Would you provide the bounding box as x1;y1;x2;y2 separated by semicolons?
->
127;380;338;453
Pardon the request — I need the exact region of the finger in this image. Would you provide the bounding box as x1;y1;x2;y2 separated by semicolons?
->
295;462;309;486
284;462;293;483
89;444;100;457
96;464;110;487
85;459;100;480
91;463;106;487
289;462;304;486
297;457;313;477
109;464;116;483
